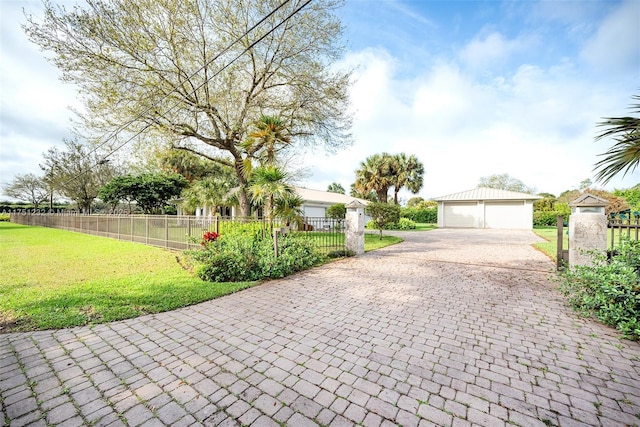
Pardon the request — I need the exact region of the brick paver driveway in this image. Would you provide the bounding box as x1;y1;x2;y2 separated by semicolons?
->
2;229;640;427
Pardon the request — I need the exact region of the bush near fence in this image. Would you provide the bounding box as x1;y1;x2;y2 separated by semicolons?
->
187;231;325;282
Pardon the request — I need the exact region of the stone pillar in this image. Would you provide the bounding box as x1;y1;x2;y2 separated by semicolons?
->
568;194;610;267
345;201;365;255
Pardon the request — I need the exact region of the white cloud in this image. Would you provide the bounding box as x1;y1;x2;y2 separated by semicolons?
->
300;46;639;201
580;0;640;74
459;32;529;69
0;2;79;191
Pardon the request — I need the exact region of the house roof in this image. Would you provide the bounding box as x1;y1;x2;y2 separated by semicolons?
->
433;187;541;201
294;186;370;205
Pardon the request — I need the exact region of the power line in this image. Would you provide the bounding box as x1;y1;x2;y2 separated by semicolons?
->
88;0;294;157
100;0;313;163
59;0;313;186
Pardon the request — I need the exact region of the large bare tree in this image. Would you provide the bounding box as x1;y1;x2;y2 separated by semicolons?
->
25;0;352;216
41;139;119;213
3;173;49;208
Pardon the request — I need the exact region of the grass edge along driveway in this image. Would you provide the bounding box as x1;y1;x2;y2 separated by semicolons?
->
0;222;258;333
0;222;402;333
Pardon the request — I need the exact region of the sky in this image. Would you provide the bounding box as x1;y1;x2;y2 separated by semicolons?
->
1;0;639;203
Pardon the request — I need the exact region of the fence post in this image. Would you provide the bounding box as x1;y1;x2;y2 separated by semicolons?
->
145;216;149;245
165;216;168;248
345;201;366;255
556;216;564;270
273;228;279;257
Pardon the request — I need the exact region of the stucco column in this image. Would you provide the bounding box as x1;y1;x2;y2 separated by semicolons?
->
345;201;365;255
568;194;610;267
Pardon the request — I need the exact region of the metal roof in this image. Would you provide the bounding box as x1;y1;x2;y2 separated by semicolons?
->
294;186;370;205
433;187;541;201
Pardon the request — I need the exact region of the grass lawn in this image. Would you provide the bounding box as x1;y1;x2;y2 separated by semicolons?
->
533;225;626;261
1;222;403;332
0;222;257;333
414;223;438;231
364;233;404;251
532;226;568;261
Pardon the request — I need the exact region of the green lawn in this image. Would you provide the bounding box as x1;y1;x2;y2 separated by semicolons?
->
533;225;629;261
414;223;437;231
533;226;568;261
0;222;257;333
0;222;403;333
364;233;404;251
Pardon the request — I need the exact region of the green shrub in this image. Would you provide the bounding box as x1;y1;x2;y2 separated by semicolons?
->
533;211;560;226
559;239;640;340
327;249;355;258
327;203;346;220
366;202;401;238
188;230;261;282
186;231;325;282
366;216;415;230
396;217;416;230
401;206;437;223
0;213;9;221
258;234;325;279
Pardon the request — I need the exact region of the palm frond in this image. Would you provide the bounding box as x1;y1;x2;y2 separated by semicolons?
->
593;94;640;184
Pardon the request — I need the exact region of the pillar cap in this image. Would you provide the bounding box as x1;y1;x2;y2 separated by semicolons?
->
569;193;610;207
345;200;366;209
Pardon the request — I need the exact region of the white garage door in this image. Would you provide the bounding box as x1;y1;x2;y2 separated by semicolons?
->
484;202;524;229
443;202;477;228
304;205;326;218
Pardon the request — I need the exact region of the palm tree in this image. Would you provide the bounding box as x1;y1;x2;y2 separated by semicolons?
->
243;115;291;169
354;153;394;203
249;165;296;227
594;94;640;184
181;175;232;217
327;182;346;194
274;193;305;228
350;184;377;202
390;153;424;205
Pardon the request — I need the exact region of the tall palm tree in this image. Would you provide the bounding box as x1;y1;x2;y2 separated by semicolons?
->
354;153;394;203
390;153;424;205
594;94;640;184
249;165;295;227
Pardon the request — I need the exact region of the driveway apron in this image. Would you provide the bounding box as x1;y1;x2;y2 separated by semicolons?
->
1;229;639;427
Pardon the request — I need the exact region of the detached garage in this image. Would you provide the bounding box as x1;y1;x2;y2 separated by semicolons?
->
434;188;540;229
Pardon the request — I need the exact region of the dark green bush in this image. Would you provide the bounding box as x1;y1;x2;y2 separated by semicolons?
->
258;234;325;279
327;249;355;258
559;239;640;340
186;231;325;282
